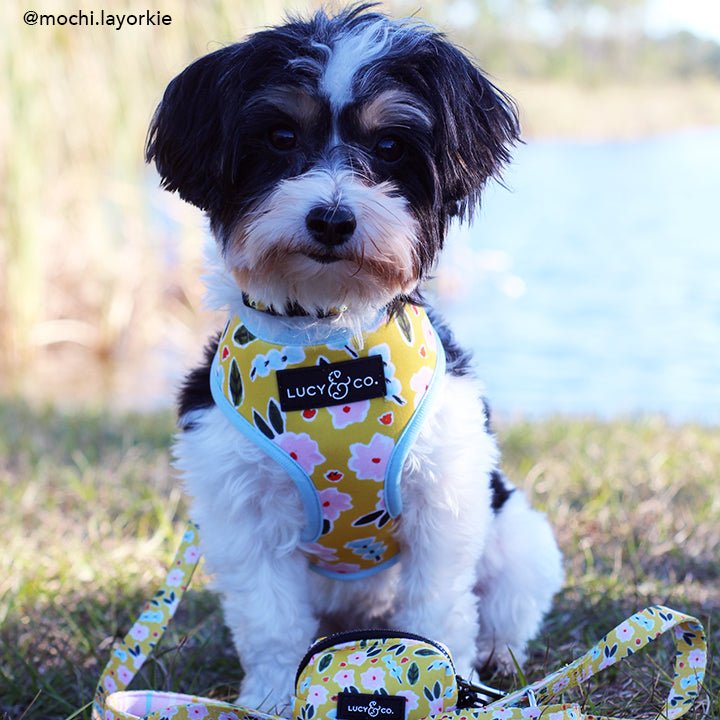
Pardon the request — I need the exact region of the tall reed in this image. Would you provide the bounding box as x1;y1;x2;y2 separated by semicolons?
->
1;0;308;394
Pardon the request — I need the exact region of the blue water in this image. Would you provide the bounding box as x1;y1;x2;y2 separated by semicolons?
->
435;128;720;423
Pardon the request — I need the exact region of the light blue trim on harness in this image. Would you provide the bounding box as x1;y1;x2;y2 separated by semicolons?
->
384;322;447;518
210;313;447;578
210;355;323;544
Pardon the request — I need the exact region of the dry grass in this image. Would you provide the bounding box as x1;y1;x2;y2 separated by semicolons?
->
1;403;717;718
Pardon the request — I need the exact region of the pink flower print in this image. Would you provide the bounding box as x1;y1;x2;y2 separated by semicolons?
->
105;711;115;720
521;708;542;719
348;433;394;481
347;651;367;665
188;705;209;719
319;561;361;574
131;652;147;669
428;698;444;715
306;685;329;706
688;649;706;668
116;665;133;685
184;545;200;564
333;668;356;688
275;432;326;474
360;666;386;691
318;487;353;522
103;675;118;693
327;400;370;429
166;568;184;587
616;621;634;642
409;366;434;408
300;542;338;563
396;690;419;711
129;623;149;642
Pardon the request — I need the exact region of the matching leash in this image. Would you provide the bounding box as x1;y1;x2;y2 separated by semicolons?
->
94;523;708;720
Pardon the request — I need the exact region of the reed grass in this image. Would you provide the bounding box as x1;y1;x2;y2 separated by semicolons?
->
3;0;720;406
1;0;298;383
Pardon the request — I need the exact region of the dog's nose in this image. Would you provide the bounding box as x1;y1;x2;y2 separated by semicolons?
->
306;205;357;247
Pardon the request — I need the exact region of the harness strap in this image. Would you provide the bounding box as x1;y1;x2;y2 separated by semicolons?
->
94;526;707;720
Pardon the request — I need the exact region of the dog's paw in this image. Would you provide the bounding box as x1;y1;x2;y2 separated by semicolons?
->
475;642;526;675
236;677;293;715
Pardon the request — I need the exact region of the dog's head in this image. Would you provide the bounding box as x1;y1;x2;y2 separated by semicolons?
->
146;4;519;317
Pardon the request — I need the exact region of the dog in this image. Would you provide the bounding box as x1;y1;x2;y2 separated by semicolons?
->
146;4;563;710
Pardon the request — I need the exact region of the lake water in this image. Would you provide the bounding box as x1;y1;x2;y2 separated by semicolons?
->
434;127;720;424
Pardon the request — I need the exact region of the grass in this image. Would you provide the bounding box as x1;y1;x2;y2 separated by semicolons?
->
1;402;717;719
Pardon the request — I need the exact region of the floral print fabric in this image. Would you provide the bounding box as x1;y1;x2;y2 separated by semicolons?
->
212;304;442;577
293;635;458;720
95;532;707;720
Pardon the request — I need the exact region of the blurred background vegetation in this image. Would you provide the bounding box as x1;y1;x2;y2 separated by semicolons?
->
1;0;719;409
2;3;719;716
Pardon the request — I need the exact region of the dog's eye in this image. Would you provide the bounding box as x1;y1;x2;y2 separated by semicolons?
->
268;126;297;151
374;135;404;163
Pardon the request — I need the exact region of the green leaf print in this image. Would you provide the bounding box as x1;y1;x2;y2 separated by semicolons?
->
367;642;382;657
253;410;275;440
396;310;413;344
229;358;243;407
414;648;439;656
407;661;420;685
318;653;333;673
233;325;257;346
268;398;285;435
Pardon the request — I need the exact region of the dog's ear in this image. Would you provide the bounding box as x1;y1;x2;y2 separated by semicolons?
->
145;47;235;213
421;33;520;221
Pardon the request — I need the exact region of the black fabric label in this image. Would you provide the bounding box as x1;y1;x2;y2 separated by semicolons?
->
337;693;406;720
276;355;386;411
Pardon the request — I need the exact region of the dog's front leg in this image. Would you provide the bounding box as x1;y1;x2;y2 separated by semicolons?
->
219;551;318;711
390;378;497;676
175;412;319;711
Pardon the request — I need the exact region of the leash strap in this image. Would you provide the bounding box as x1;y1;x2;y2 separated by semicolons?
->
480;604;707;720
94;525;707;720
92;521;202;720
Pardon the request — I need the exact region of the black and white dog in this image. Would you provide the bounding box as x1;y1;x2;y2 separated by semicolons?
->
146;5;562;709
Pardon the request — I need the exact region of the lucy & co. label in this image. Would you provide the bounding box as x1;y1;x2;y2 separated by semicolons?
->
336;692;406;720
276;355;386;412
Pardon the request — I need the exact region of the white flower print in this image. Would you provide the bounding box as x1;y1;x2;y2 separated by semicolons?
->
616;620;635;642
347;651;367;665
333;668;356;688
306;685;329;706
360;666;386;690
166;568;185;587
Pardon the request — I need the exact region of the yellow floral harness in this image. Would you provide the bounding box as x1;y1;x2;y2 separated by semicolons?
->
210;303;445;579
